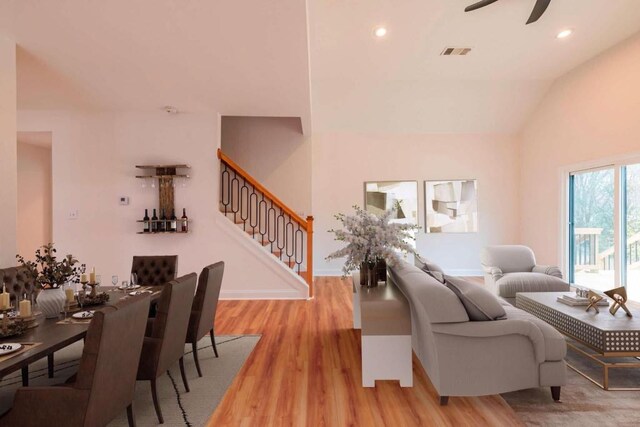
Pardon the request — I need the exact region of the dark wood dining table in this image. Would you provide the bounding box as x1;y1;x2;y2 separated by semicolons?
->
0;286;163;385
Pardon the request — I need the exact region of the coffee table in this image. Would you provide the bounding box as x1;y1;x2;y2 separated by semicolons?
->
516;291;640;391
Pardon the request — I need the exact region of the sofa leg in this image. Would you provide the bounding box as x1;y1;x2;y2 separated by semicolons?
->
439;396;449;406
551;386;561;402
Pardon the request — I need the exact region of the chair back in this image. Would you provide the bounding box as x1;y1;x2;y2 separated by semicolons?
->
188;262;224;342
480;245;536;273
0;266;36;305
75;295;151;426
131;255;178;286
152;273;197;374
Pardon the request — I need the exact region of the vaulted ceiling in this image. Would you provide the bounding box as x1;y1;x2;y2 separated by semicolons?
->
1;1;640;135
309;0;640;133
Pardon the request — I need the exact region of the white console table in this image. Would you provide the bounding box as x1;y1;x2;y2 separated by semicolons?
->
352;273;413;387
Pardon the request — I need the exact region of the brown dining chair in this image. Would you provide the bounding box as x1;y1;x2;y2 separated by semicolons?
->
131;255;178;286
186;262;224;377
0;266;36;305
136;273;197;424
0;294;151;427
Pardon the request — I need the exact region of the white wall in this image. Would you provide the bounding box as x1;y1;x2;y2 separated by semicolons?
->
0;38;17;265
221;116;311;215
312;132;521;275
519;32;640;267
17;139;52;258
18;110;308;299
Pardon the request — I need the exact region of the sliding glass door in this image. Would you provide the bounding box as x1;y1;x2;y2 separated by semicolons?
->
569;167;615;291
569;161;640;300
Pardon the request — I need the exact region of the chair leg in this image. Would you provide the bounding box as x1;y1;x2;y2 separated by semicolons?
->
179;357;190;393
127;402;136;427
439;396;449;406
47;353;54;378
151;379;164;424
551;386;561;402
210;329;219;358
192;341;203;377
21;366;28;386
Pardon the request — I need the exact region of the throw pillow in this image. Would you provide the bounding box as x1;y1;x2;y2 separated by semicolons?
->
414;255;446;284
444;275;506;321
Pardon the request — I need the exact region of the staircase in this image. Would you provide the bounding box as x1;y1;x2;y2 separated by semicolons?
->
217;149;314;297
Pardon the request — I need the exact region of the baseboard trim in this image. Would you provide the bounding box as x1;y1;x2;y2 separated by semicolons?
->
314;268;483;277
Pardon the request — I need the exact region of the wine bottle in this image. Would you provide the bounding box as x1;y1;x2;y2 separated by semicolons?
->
170;209;177;232
151;209;158;232
181;208;188;232
160;209;167;232
143;209;150;233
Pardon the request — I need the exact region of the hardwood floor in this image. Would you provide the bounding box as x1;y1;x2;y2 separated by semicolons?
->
207;277;523;426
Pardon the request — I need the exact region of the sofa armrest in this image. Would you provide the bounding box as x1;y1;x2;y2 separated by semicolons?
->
532;265;563;279
482;266;503;282
432;320;545;363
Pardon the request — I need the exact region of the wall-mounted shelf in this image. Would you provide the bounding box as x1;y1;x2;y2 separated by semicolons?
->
135;163;191;235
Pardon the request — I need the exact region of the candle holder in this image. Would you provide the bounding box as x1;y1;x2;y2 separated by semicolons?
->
0;307;26;338
80;280;89;293
88;282;98;298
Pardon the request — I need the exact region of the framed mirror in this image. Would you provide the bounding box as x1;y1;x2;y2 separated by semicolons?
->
425;179;478;233
364;181;419;225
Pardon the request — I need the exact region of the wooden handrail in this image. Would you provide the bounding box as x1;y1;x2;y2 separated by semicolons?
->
217;149;307;227
217;148;314;297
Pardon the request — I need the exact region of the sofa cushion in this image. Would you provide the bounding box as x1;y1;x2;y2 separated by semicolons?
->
414;255;445;283
445;276;506;321
389;262;469;324
502;305;567;361
496;272;570;298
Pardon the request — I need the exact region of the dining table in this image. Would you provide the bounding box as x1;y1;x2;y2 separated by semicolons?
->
0;286;164;386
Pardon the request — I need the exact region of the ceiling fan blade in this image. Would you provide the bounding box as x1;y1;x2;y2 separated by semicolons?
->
464;0;500;13
526;0;551;24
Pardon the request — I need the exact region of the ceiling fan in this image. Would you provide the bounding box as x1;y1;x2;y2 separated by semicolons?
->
465;0;551;25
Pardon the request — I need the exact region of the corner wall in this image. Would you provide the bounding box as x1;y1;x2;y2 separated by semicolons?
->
519;32;640;266
312;132;521;275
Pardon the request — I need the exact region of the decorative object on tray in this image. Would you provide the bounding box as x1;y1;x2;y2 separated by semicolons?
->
0;343;22;356
0;307;27;338
604;287;632;317
326;205;419;287
585;291;605;313
80;292;110;307
16;243;86;318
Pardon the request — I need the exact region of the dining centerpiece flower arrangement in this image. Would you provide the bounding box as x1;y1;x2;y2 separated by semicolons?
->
16;243;85;318
326;206;419;287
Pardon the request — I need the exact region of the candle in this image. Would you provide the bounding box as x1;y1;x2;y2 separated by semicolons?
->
0;285;9;310
81;273;88;283
19;299;31;317
65;287;75;303
89;267;96;284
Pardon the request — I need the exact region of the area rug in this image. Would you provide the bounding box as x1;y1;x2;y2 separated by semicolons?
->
0;335;260;426
502;338;640;427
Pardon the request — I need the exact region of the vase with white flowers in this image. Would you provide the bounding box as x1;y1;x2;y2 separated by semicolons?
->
326;206;419;287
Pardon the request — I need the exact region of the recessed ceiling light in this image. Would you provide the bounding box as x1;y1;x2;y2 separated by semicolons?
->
374;26;387;38
557;29;573;39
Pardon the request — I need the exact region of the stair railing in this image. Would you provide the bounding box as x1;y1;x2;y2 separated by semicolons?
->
217;149;313;297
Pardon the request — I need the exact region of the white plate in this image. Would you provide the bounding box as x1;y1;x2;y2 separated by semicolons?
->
72;311;95;319
118;285;141;290
0;343;22;356
128;290;151;296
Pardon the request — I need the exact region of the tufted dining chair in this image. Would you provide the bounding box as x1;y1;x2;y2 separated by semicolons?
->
130;255;178;286
0;266;36;305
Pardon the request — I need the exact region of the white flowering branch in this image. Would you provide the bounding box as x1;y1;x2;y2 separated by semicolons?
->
326;205;419;275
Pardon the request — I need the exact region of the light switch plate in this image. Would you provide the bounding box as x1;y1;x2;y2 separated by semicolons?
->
119;196;130;206
68;210;79;220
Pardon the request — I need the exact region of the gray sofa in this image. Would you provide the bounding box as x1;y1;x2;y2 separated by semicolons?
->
480;245;570;305
389;260;566;404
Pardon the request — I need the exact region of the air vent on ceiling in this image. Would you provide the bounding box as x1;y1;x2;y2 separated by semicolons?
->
440;47;472;56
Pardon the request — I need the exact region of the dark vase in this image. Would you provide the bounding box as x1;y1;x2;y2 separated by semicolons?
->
359;262;378;287
375;259;387;283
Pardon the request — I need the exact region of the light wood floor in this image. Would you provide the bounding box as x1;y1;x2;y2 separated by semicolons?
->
207;277;524;426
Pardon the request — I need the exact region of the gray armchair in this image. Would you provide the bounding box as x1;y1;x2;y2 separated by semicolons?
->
480;245;569;305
